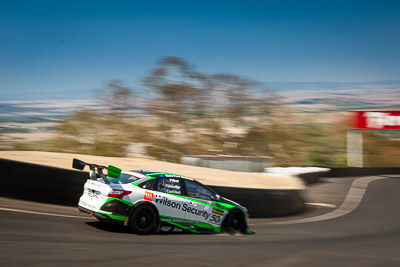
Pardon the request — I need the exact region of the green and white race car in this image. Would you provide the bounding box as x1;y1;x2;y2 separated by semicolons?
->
74;159;251;235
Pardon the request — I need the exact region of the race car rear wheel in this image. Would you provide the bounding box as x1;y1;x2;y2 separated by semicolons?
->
224;209;246;234
129;205;157;235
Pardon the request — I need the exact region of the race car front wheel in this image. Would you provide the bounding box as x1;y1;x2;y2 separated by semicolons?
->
129;205;157;235
224;209;246;234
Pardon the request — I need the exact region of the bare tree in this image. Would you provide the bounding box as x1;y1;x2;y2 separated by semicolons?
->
208;73;257;123
143;56;209;128
95;79;135;119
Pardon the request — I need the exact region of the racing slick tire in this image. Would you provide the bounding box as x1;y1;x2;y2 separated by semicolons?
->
223;209;246;234
129;205;157;235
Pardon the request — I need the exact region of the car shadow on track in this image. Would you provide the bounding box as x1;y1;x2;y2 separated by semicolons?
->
85;221;217;235
85;221;130;233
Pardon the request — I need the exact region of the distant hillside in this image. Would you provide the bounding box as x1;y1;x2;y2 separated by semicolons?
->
263;80;400;111
264;80;400;92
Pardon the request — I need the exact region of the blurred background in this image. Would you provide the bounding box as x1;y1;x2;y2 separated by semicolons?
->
1;0;400;167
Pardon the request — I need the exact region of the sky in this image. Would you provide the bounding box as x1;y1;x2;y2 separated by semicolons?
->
1;0;400;99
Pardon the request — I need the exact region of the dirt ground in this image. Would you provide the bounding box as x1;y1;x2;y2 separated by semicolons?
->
0;151;305;189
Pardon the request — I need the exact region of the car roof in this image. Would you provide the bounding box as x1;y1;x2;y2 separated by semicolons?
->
127;170;158;175
128;170;193;180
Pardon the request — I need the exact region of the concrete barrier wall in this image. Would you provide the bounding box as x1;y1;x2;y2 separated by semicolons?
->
209;185;304;218
0;158;304;218
2;158;399;217
326;167;400;177
181;156;271;172
298;171;331;184
297;167;400;184
0;158;87;206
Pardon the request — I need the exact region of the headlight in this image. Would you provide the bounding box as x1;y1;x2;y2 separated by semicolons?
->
243;207;248;214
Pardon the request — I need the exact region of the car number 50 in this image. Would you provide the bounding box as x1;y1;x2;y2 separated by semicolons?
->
210;214;221;223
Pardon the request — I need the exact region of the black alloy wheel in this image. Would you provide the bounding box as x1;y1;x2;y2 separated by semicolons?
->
129;205;157;235
224;210;246;234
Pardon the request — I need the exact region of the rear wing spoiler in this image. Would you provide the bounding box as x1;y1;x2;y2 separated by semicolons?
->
72;158;122;184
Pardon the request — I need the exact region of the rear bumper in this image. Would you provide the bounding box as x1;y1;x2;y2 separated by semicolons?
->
78;205;124;226
78;205;94;215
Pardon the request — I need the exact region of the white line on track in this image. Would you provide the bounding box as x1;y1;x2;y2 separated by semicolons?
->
268;176;387;224
0;176;389;223
306;203;337;208
0;207;95;219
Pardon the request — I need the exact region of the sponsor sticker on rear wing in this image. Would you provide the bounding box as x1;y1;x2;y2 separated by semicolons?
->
107;165;121;178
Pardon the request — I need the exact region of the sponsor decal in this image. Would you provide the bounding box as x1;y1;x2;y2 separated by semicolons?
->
161;217;200;224
159;178;182;194
107;165;121;178
212;208;224;216
87;189;100;199
160;226;171;232
209;214;222;224
173;227;183;232
144;191;154;202
351;110;400;130
182;204;210;220
155;195;211;220
166;189;181;194
364;112;400;129
164;174;192;180
164;175;182;178
155;196;181;209
165;183;180;190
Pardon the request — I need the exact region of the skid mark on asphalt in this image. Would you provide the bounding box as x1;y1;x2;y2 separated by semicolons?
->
258;176;387;225
0;207;95;219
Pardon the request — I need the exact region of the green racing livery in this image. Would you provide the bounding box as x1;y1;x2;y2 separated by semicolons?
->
74;159;251;235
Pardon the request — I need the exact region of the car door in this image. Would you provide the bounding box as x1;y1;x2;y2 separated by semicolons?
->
182;179;217;226
152;177;187;224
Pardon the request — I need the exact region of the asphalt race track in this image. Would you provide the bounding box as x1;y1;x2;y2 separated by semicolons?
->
1;175;399;266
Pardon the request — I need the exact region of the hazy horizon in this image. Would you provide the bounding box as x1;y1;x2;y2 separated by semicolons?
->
1;79;400;101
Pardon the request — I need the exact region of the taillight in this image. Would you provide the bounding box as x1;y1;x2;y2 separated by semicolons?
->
108;190;132;199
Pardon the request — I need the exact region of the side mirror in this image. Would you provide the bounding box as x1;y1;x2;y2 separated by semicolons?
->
211;194;221;201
